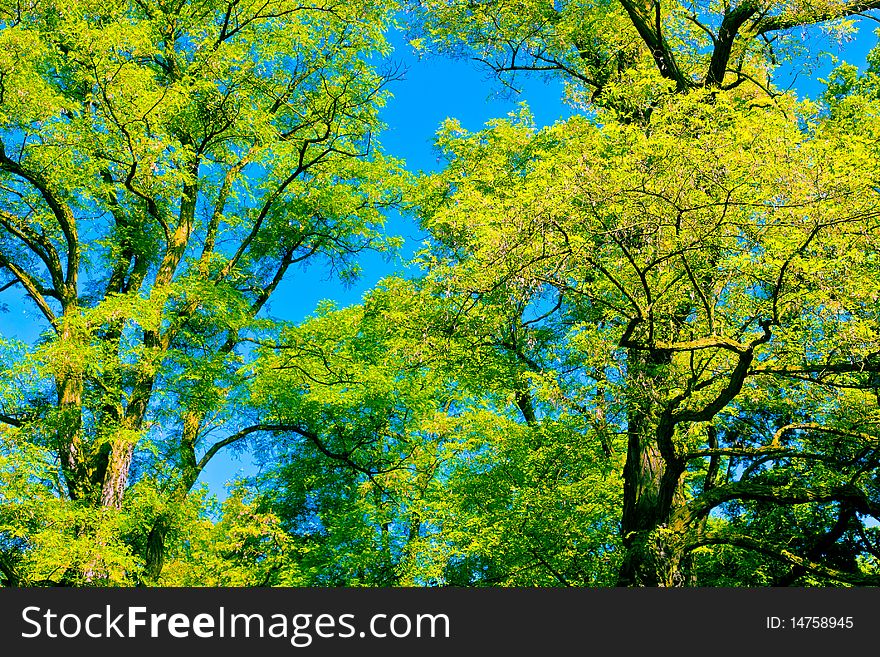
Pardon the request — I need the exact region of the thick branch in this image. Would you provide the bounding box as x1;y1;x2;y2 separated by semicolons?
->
617;0;690;91
705;3;758;87
685;531;880;585
678;479;880;525
0;252;57;324
754;0;880;34
0;143;78;300
670;321;771;425
0;210;66;294
771;422;880;448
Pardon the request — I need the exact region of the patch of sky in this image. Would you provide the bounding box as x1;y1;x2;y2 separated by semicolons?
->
774;16;879;100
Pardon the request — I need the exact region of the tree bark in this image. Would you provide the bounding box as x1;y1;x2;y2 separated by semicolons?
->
617;348;687;586
56;373;86;499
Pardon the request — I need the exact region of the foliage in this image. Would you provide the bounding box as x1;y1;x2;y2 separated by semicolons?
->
398;1;880;584
0;0;400;584
3;0;880;587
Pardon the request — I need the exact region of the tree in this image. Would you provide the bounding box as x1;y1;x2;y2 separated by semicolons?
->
399;0;880;585
0;0;400;585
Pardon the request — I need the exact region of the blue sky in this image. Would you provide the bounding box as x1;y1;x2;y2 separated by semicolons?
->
201;28;577;495
262;30;574;321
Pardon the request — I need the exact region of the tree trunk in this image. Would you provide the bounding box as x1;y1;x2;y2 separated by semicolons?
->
100;441;136;509
99;394;150;509
617;348;688;586
56;315;92;502
144;515;170;583
56;374;87;500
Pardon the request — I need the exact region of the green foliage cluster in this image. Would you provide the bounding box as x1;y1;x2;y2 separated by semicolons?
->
2;0;880;587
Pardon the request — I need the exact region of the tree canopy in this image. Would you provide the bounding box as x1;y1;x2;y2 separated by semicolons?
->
0;0;401;585
2;0;880;587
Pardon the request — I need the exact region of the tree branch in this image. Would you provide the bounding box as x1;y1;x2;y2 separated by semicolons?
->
753;0;880;34
0;141;78;301
685;530;880;585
